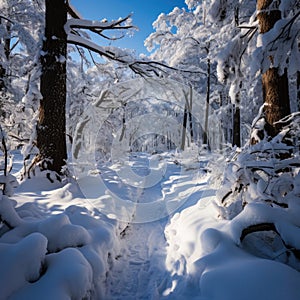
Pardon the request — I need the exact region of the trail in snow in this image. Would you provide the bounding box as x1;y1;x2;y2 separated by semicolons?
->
12;151;208;299
100;152;208;299
106;221;169;299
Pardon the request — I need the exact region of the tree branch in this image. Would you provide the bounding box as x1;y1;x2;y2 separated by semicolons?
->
240;222;278;241
0;15;14;24
240;222;300;259
66;0;81;19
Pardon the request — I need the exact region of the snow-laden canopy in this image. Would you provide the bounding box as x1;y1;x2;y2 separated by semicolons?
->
72;77;224;222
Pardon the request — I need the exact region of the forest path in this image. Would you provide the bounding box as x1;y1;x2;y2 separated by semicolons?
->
102;152;208;299
106;220;169;299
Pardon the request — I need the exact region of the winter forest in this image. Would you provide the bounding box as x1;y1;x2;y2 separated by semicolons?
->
0;0;300;299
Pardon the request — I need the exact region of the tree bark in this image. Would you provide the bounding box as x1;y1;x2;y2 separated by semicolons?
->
233;104;241;147
37;0;67;174
257;0;291;137
262;68;290;136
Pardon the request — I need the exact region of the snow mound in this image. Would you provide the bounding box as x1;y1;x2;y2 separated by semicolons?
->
0;194;120;299
164;191;300;300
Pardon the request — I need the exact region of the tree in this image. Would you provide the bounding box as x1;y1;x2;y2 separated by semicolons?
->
34;0;174;176
257;0;291;137
208;0;258;147
0;0;43;152
0;15;11;92
145;4;222;147
36;0;67;175
34;0;138;176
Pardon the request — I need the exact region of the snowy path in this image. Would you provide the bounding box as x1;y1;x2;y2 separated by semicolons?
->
8;150;300;300
101;153;208;299
11;151;209;299
106;221;169;299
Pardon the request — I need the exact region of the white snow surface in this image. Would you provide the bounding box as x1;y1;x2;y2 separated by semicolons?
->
1;150;299;299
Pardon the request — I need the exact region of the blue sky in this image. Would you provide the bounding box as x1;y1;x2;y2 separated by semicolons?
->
71;0;187;55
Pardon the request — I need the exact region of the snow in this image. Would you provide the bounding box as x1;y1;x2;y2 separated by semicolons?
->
2;0;300;298
0;232;47;299
1;149;299;299
163;192;300;300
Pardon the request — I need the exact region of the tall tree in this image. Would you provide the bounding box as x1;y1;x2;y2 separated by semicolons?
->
34;0;171;176
257;0;291;137
36;0;67;175
0;1;11;92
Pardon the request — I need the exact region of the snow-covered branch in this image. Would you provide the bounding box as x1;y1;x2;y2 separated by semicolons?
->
66;0;82;19
65;16;134;36
67;34;205;77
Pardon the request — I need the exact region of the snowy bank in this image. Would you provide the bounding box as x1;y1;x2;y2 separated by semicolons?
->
0;177;123;299
164;193;300;300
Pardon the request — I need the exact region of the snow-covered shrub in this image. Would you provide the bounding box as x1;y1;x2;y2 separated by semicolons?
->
214;113;300;270
0;201;120;299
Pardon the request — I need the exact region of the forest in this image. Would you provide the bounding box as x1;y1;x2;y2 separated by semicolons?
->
0;0;299;299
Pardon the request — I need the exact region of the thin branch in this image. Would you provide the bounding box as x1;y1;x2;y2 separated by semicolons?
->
8;134;29;143
65;14;136;37
8;40;19;56
268;10;300;50
238;25;257;29
0;15;14;24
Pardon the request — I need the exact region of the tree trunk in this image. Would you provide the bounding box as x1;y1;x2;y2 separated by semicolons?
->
257;0;291;137
188;85;194;143
203;57;210;148
0;19;7;91
297;71;300;111
232;80;242;147
37;0;67;174
181;103;188;151
233;104;241;147
262;68;290;136
0;66;5;92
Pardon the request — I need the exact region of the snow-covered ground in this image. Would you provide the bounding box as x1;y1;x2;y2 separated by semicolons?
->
1;150;300;299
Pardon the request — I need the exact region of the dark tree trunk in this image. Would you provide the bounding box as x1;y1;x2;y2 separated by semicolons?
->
233;104;241;147
0;65;5;92
297;71;300;111
37;0;67;174
257;0;291;137
188;85;194;143
203;57;210;148
232;81;242;147
0;19;8;91
4;23;11;60
181;104;188;150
